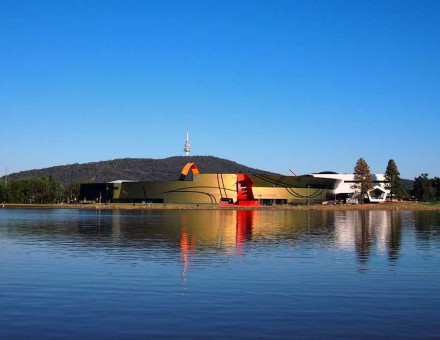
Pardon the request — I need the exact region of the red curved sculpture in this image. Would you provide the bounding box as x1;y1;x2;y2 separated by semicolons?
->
236;174;260;206
179;163;200;181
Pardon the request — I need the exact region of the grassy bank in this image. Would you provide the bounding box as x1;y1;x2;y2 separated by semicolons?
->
1;202;440;211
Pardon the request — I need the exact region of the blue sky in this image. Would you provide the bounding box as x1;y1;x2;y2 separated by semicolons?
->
1;0;439;179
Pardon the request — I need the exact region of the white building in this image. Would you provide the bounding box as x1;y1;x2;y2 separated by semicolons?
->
310;172;389;203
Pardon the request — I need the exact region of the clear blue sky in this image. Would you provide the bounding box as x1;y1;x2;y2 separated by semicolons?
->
1;0;439;179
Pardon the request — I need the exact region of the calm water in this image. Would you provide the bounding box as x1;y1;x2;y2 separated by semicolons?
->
0;208;439;339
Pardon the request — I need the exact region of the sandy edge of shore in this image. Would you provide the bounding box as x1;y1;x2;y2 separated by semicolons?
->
1;202;439;211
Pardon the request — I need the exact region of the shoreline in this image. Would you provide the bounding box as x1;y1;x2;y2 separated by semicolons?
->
1;202;439;211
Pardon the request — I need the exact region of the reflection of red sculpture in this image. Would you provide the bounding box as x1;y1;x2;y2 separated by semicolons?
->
180;227;196;258
236;174;260;206
236;210;254;248
180;215;196;288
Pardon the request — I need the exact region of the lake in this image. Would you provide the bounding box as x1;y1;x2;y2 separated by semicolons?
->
0;208;439;339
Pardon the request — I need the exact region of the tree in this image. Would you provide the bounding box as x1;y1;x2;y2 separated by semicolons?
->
431;177;440;201
401;185;413;200
0;182;7;203
5;176;63;204
384;159;402;201
352;158;373;204
63;182;81;203
413;173;436;202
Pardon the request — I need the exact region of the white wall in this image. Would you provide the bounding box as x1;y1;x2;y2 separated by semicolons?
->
310;173;389;197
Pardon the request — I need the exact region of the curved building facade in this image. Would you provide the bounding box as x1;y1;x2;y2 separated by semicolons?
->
80;163;339;205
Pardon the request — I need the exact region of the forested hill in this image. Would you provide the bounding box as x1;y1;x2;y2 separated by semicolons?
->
2;156;277;186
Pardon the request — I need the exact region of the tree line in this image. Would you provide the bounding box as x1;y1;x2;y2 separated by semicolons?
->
353;158;440;203
0;177;80;204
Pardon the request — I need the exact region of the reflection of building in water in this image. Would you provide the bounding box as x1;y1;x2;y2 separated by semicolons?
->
180;215;196;289
334;211;357;250
372;211;390;253
236;210;255;252
179;210;257;264
335;211;374;264
334;210;403;263
176;209;334;264
106;210;404;269
108;209;407;281
179;210;254;289
111;210;122;242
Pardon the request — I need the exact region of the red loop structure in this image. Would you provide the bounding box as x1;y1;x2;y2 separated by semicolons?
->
179;163;200;181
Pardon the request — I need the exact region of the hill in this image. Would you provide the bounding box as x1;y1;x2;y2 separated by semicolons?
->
1;156;277;186
401;178;414;187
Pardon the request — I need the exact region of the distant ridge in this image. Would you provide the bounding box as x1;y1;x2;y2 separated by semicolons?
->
2;156;277;186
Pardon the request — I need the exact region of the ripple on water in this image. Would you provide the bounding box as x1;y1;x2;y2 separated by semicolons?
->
0;208;439;339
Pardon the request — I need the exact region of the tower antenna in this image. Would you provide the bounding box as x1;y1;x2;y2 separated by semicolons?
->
184;127;191;156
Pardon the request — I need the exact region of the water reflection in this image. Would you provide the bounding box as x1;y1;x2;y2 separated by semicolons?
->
334;210;405;265
1;209;439;269
1;208;439;340
413;211;440;246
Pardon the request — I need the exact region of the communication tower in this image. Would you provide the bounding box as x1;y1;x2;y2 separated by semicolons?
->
184;128;190;156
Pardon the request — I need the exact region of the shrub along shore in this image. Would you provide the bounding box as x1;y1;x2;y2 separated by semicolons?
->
1;202;440;211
